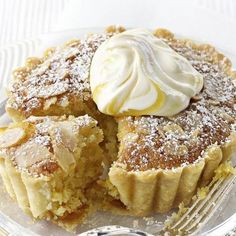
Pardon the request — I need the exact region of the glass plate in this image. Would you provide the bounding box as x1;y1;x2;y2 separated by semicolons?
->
0;28;236;236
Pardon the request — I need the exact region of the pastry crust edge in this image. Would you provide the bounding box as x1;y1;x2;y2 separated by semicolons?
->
109;133;236;215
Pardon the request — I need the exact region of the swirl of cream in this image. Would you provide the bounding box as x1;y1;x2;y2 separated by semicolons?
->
90;28;203;116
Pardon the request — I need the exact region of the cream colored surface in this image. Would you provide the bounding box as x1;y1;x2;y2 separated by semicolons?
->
90;28;203;116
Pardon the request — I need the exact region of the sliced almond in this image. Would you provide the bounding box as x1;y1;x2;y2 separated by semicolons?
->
163;141;188;156
48;121;77;173
177;145;189;156
53;143;76;173
37;82;68;98
208;100;220;105
220;112;234;122
14;141;53;170
0;127;26;148
60;127;77;152
192;128;201;137
49;121;77;152
36;62;51;76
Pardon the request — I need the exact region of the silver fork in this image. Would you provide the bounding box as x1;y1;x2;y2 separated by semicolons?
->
162;171;236;236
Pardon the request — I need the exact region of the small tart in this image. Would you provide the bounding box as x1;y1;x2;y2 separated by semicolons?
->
108;28;236;215
0;115;104;230
2;26;236;223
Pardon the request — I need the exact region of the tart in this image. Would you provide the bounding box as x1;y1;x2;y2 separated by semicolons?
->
108;29;236;215
0;115;104;229
1;26;236;228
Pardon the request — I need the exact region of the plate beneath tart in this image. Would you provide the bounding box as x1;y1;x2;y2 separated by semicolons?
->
0;28;236;236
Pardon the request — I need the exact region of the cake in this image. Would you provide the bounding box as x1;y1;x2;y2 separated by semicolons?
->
1;26;235;229
0;115;104;229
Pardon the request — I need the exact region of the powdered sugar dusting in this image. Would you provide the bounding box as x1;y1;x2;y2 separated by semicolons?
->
8;33;112;115
119;38;236;171
6;30;236;171
30;115;95;148
1;115;97;176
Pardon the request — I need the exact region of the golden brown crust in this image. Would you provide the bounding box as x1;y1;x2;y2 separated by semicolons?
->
109;141;234;215
5;31;119;168
6;33;112;121
154;28;235;78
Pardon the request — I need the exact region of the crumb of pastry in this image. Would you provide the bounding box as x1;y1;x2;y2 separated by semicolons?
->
213;161;236;180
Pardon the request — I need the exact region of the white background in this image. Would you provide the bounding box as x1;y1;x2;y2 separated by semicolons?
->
0;0;236;101
0;0;236;47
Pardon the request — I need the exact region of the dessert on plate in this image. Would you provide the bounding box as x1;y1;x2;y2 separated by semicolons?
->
0;26;235;229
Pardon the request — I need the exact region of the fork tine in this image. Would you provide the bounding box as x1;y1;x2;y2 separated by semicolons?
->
176;177;228;231
168;173;236;235
193;175;236;233
184;175;236;232
170;177;224;230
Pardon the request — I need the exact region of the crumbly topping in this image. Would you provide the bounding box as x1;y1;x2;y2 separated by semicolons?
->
8;33;112;115
119;38;235;171
0;115;96;176
30;115;95;148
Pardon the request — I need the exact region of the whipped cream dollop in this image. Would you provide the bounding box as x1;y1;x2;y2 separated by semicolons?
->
90;28;203;116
